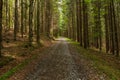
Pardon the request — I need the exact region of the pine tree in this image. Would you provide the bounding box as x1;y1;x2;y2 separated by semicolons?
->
0;0;3;57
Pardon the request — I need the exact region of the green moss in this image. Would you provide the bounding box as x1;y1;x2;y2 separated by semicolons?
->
0;54;38;80
69;40;120;80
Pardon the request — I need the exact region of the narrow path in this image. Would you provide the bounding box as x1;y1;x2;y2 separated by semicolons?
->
25;39;83;80
9;38;106;80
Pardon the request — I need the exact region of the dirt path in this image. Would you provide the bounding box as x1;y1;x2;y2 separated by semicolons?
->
9;38;107;80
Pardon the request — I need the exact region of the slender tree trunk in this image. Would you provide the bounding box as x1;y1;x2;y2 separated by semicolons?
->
76;0;80;42
111;0;119;56
29;0;34;46
79;0;83;46
83;0;89;48
24;0;28;33
14;0;18;41
104;4;109;53
21;0;24;38
98;0;102;51
8;2;11;29
36;0;40;44
6;0;8;30
46;0;51;37
41;0;44;33
0;0;3;57
109;2;115;55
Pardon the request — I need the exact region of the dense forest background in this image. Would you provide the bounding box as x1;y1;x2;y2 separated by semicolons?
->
0;0;60;56
0;0;120;58
0;0;120;80
60;0;120;57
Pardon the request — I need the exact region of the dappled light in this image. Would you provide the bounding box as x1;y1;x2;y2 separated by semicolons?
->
0;0;120;80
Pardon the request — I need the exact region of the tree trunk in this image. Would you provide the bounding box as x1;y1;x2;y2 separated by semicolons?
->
29;0;34;46
111;0;119;56
21;0;24;38
14;0;19;41
0;0;3;57
36;0;40;44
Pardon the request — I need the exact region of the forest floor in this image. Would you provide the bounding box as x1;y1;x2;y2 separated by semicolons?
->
0;37;120;80
0;31;53;80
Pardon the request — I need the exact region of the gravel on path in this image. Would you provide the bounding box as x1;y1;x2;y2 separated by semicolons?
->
8;38;107;80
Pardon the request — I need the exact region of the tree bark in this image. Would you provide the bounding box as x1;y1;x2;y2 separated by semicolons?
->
0;0;3;57
29;0;34;46
36;0;40;44
14;0;19;41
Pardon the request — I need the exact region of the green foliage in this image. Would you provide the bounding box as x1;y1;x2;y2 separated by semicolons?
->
70;40;120;80
0;60;29;80
85;0;91;3
0;53;39;80
58;0;72;33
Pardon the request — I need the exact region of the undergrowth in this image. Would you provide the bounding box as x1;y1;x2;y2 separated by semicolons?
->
0;51;39;80
69;40;120;80
0;56;14;68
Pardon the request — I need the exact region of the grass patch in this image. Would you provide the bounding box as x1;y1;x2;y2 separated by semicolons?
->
64;38;71;41
69;40;120;80
0;54;38;80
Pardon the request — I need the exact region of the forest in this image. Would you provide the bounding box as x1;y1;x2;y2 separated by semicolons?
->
0;0;120;80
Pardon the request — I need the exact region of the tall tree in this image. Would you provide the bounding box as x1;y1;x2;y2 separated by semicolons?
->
21;0;24;38
36;0;40;44
29;0;34;46
83;0;89;48
111;0;119;56
104;2;110;53
14;0;19;41
0;0;3;57
5;0;8;30
24;0;28;33
76;0;80;42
